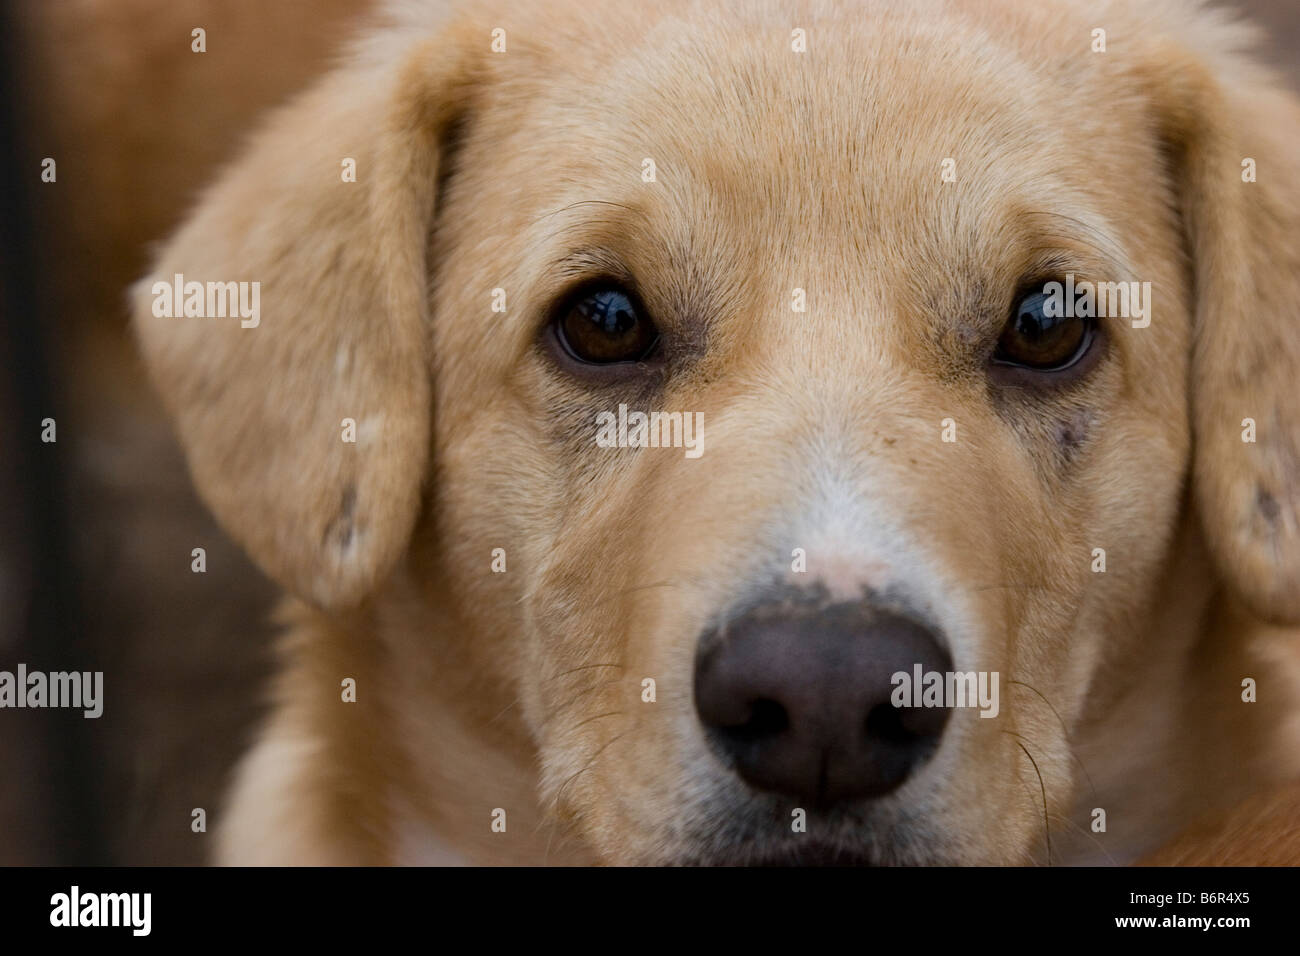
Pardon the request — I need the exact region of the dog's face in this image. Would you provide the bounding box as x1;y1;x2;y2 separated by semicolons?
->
134;0;1300;864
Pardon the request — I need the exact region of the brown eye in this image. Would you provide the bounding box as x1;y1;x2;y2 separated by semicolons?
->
994;289;1092;370
555;286;659;364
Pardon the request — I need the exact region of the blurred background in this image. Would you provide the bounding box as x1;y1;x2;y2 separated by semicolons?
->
1;0;1297;865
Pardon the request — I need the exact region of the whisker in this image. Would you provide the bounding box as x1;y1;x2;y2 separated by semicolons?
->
540;677;628;730
547;662;625;682
1044;811;1122;866
530;199;635;226
536;218;628;250
569;710;625;731
1004;731;1052;866
1008;772;1050;867
486;695;521;726
970;582;1067;594
1006;679;1099;802
542;727;635;863
541;767;592;862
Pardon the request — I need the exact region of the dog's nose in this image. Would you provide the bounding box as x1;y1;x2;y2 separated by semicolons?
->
693;596;953;804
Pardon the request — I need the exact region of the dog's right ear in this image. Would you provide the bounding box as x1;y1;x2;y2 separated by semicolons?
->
1133;31;1300;625
132;27;478;609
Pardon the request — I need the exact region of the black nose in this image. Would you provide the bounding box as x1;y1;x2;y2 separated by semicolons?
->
693;595;953;804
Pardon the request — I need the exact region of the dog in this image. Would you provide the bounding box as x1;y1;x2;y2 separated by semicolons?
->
130;0;1300;865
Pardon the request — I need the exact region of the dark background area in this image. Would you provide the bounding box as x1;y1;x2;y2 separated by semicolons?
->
0;0;1296;865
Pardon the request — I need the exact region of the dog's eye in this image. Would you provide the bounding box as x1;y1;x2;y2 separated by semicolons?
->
993;290;1093;371
554;286;659;364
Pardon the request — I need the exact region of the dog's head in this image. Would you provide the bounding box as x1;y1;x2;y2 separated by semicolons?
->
133;0;1300;864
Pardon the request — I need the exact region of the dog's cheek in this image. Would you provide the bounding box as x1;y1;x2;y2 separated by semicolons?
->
1052;406;1099;465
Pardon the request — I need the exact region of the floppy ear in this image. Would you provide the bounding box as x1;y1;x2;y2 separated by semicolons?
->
132;34;475;608
1142;36;1300;625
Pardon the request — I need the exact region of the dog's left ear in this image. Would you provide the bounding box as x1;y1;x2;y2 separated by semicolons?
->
1140;34;1300;625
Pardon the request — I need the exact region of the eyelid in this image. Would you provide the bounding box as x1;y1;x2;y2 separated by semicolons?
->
549;249;637;292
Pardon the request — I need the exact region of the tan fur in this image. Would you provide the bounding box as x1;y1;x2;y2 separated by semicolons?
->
131;0;1300;864
1141;781;1300;865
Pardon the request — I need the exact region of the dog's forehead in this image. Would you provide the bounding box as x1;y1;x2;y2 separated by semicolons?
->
489;2;1112;265
517;7;1061;153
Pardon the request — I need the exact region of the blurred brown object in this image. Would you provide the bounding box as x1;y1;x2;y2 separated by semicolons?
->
1140;781;1300;865
1246;0;1300;83
5;0;376;865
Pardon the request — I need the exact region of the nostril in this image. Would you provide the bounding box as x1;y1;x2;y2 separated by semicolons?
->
865;701;912;745
720;698;789;743
866;698;950;745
